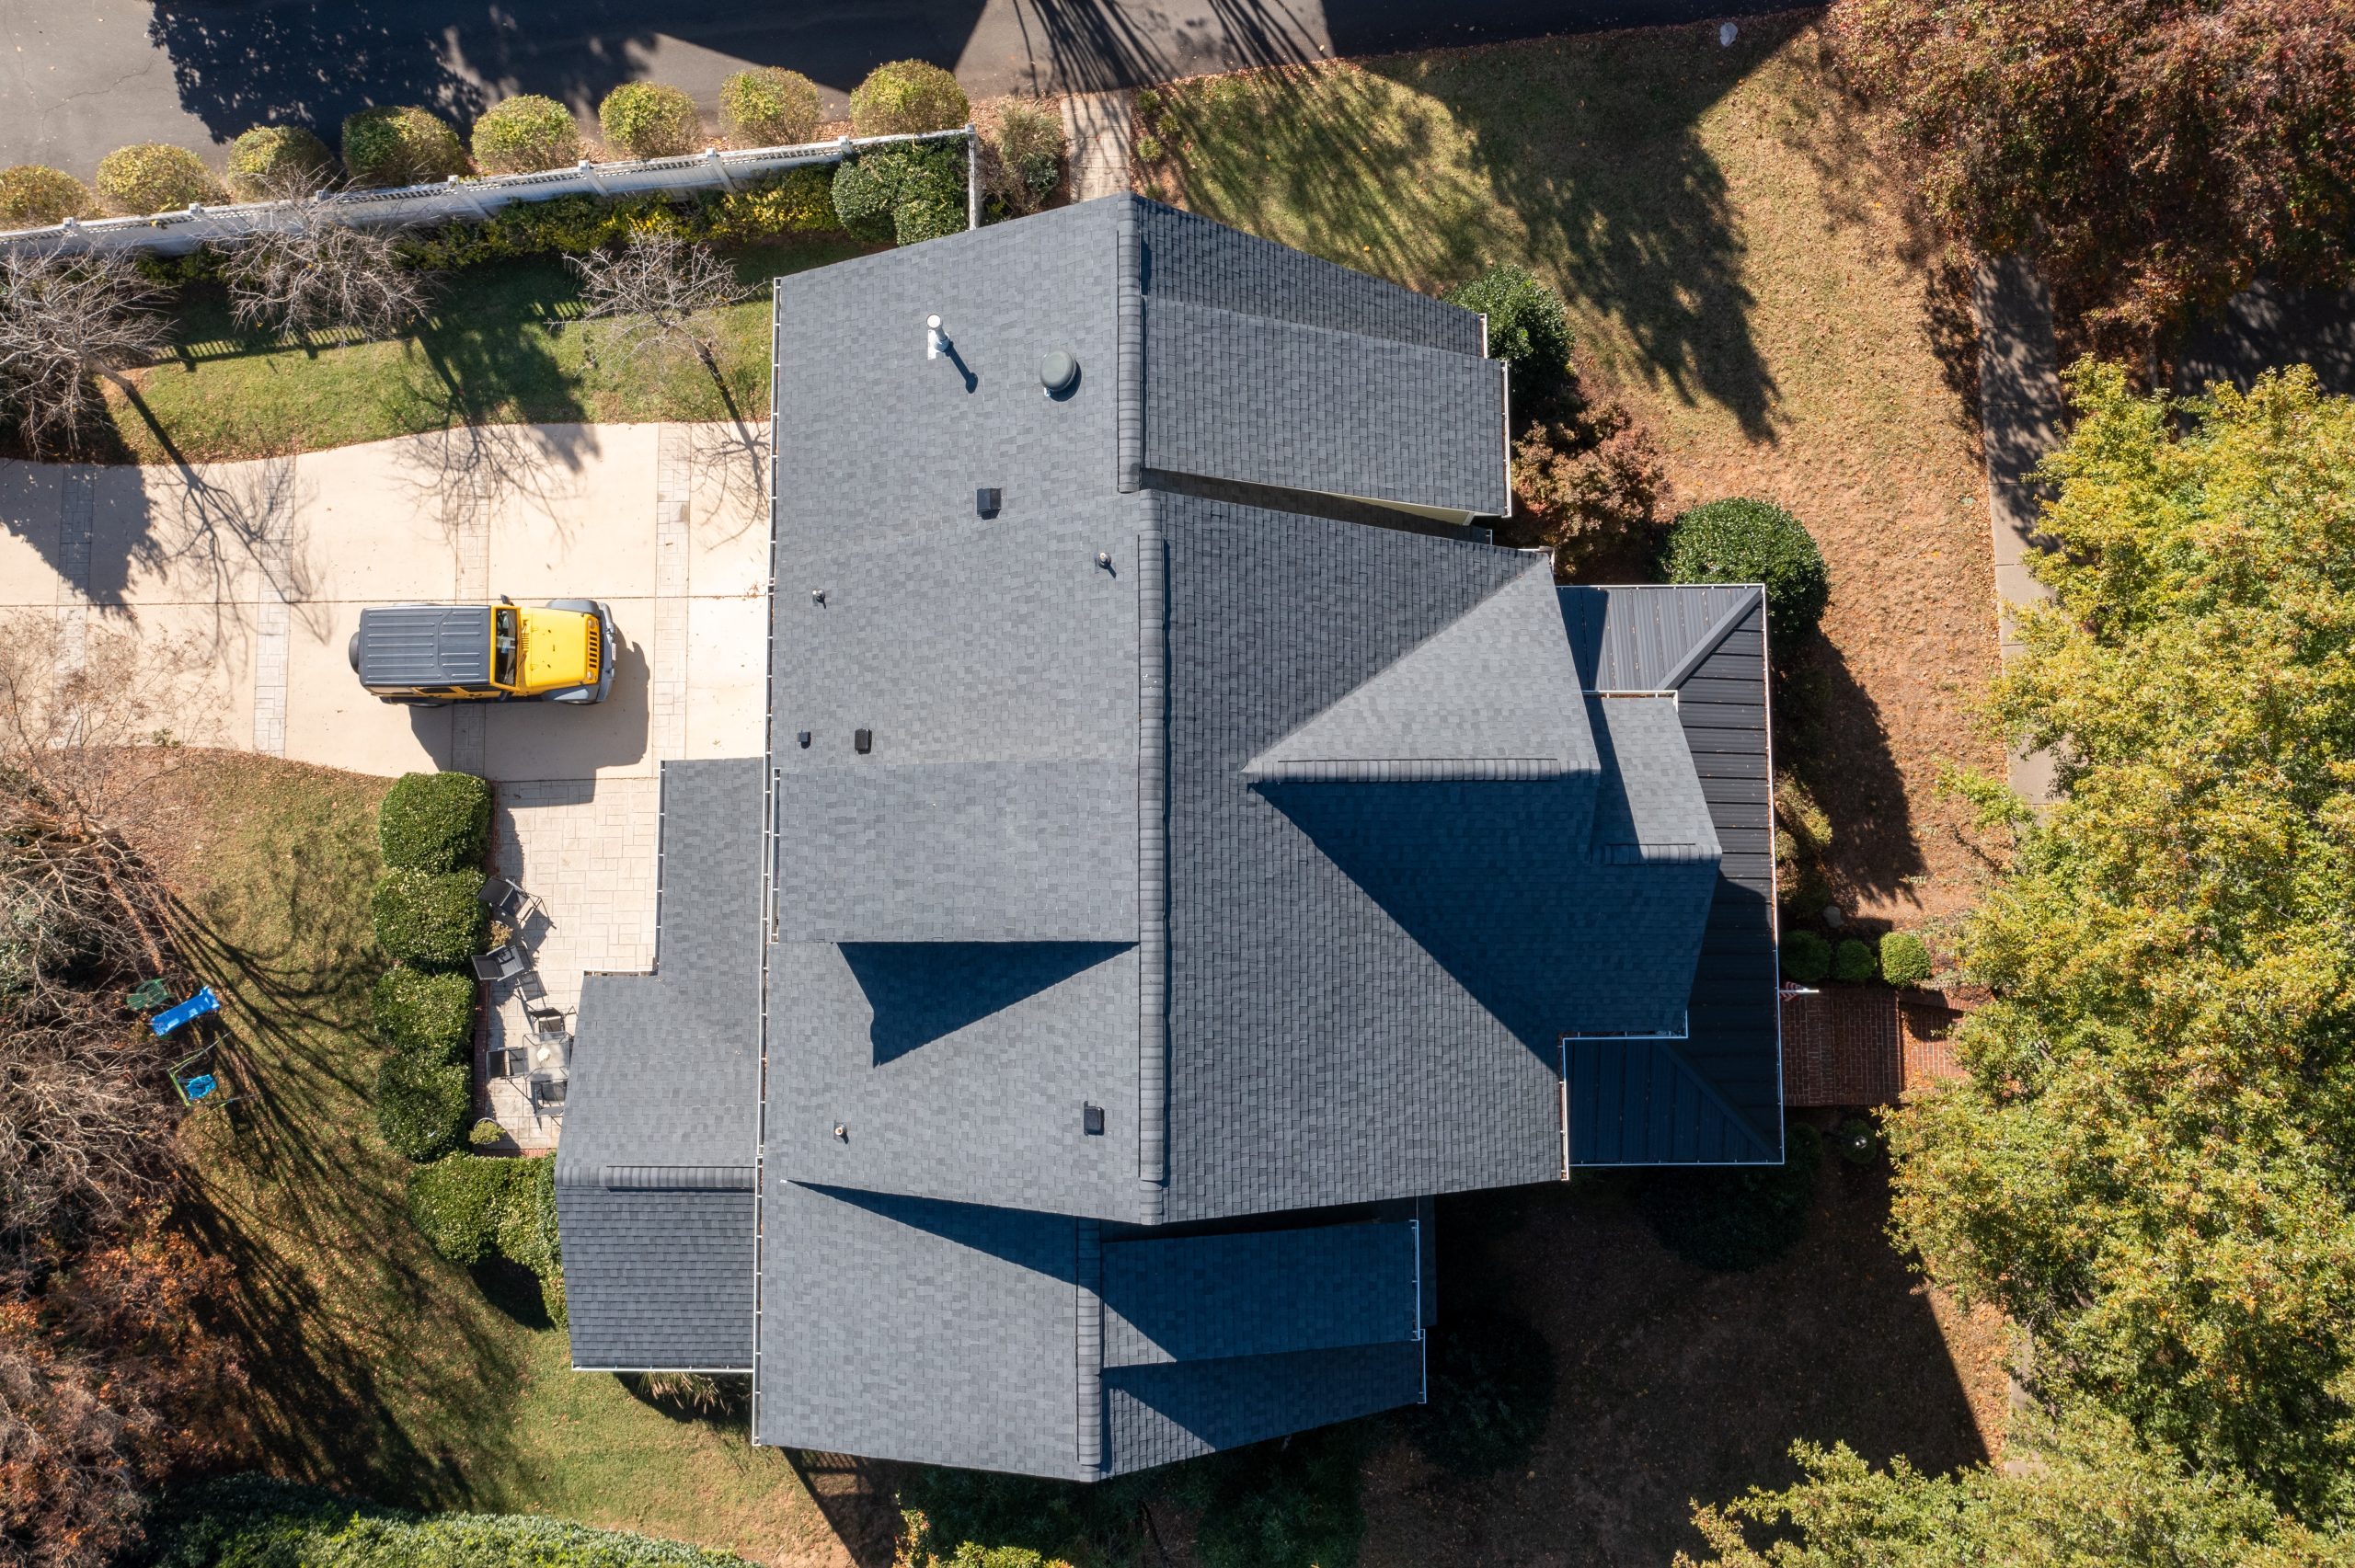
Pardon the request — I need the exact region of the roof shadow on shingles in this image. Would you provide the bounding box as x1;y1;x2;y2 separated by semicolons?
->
842;940;1134;1065
1556;585;1785;1165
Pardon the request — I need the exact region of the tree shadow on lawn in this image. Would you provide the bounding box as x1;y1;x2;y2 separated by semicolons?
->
159;767;533;1510
1775;631;1928;912
1368;1160;1991;1566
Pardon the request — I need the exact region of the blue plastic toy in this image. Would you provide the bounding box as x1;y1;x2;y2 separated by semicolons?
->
149;986;220;1037
183;1073;219;1102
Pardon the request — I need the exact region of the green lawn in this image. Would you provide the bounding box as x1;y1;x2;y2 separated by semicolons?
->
109;238;873;465
160;754;842;1566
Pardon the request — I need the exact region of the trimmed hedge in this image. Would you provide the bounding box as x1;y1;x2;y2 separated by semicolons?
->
224;126;334;200
396;170;841;269
369;967;476;1059
370;869;487;967
1832;936;1879;984
719;67;822;147
406;1152;511;1264
374;1051;470;1162
1637;1122;1822;1271
342;106;469;188
94;143;225;215
832;144;964;246
1662;498;1831;642
1781;928;1832;984
847;59;969;137
378;770;490;872
472;94;582;174
0;165;97;226
1879;931;1934;987
153;1474;754;1566
599;82;702;158
408;1153;563;1319
1443;264;1573;398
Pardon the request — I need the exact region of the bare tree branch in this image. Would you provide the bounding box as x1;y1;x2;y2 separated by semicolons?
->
0;247;167;456
569;233;741;368
219;186;430;342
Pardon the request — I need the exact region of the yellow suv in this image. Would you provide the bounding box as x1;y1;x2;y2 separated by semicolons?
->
349;600;615;705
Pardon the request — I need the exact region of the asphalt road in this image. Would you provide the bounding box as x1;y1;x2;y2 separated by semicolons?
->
4;0;1787;177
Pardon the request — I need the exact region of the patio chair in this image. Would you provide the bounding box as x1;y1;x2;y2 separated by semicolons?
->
124;977;174;1013
471;944;527;985
479;876;543;927
528;1070;569;1115
488;1044;530;1079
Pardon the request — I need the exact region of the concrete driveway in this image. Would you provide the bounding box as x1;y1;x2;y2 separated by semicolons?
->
0;420;767;1148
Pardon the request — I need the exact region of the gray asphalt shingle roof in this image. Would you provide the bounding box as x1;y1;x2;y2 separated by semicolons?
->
557;758;765;1369
561;196;1781;1478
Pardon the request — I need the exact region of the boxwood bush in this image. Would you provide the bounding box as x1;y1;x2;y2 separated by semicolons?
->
370;869;487;967
0;164;98;226
1780;928;1832;984
599;82;702;158
847;59;969;136
1443;264;1573;401
396;170;840;269
405;1152;512;1264
1832;936;1878;983
471;93;582;174
224;125;335;199
153;1474;754;1566
1879;930;1934;987
1662;498;1831;642
832;143;964;246
369;967;477;1059
374;1051;470;1162
341;106;469;187
719;66;821;147
1637;1122;1822;1271
378;770;490;872
94;143;225;214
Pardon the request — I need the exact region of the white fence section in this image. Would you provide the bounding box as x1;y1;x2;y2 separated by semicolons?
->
0;126;980;257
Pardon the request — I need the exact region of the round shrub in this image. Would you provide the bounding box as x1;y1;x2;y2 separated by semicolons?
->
719;66;821;147
1637;1123;1822;1271
375;1051;471;1162
94;143;225;215
1835;1116;1880;1167
341;106;469;188
848;59;969;136
1832;936;1878;984
1781;928;1832;984
1443;264;1573;397
1879;930;1934;988
832;144;964;246
369;967;477;1059
1662;498;1830;642
467;1117;504;1149
470;94;581;174
371;869;487;967
985;98;1064;214
0;165;96;227
1403;1311;1556;1476
406;1152;514;1262
598;82;702;159
224;125;334;200
377;770;491;871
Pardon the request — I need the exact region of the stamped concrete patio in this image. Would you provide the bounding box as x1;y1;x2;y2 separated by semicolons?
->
0;421;769;1148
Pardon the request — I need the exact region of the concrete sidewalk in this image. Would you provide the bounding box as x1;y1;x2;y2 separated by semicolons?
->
0;421;768;1148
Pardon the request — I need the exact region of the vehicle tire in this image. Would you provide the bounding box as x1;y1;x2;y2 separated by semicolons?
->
348;631;362;671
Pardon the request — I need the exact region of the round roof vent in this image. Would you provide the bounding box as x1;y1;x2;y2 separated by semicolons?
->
1040;349;1080;398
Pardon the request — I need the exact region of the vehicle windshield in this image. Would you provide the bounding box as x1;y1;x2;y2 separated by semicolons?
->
493;608;519;688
